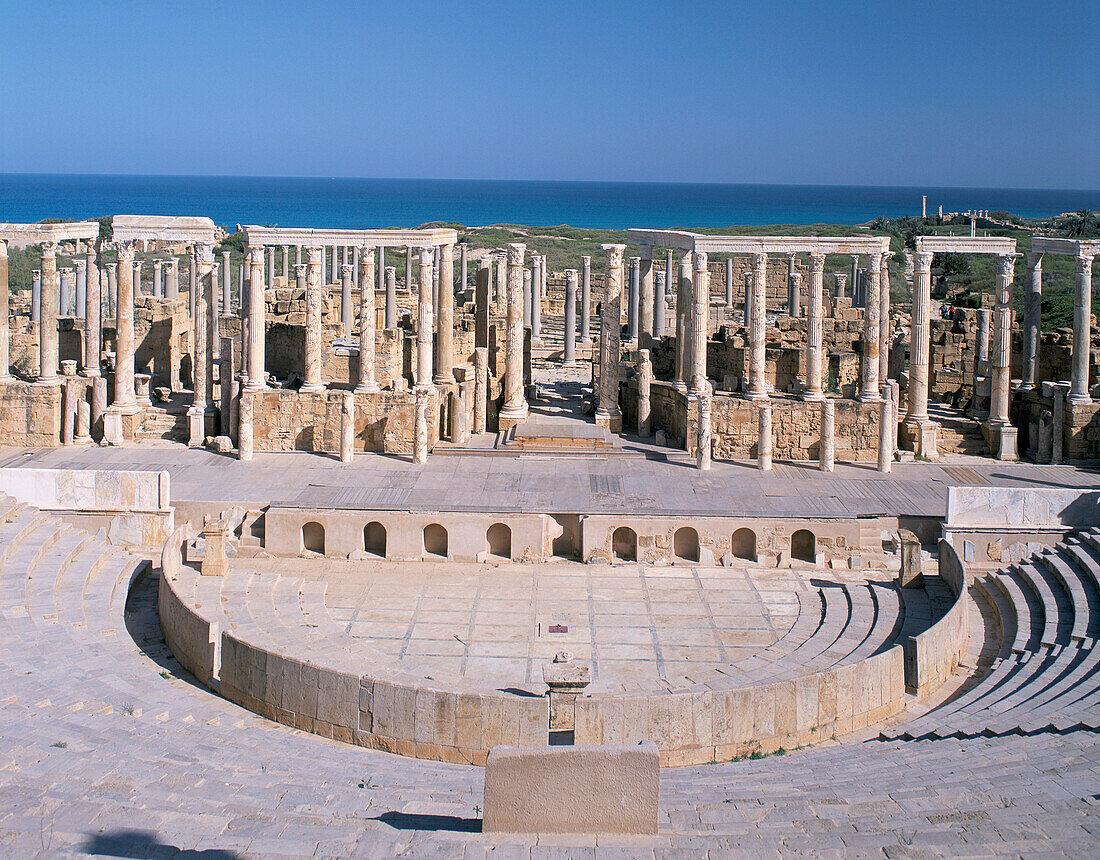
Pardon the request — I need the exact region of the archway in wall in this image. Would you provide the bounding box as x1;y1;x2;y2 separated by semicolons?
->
674;527;700;562
486;523;511;559
791;529;816;563
424;524;448;558
612;527;637;562
364;521;386;557
732;528;757;562
302;521;325;555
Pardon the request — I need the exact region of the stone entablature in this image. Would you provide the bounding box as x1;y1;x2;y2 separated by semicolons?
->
240;226;458;250
110;215;217;245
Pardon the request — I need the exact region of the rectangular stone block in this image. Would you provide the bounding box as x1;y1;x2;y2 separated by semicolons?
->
483;742;660;834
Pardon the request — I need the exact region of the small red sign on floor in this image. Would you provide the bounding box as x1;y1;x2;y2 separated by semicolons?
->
548;624;568;634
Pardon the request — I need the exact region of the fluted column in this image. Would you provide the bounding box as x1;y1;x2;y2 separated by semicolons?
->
747;252;768;399
405;246;414;292
564;269;578;365
691;251;709;393
39;242;61;383
385;266;397;329
356;247;380;393
627;256;640;344
132;261;142;302
989;253;1018;425
654;270;666;340
82;246;101;377
640;247;654;346
1021;252;1042;390
340;262;353;341
32;269;41;325
281;245;289;282
190;243;215;444
1070;253;1094;404
499;243;527;422
580;256;592;344
301;246;325;393
432;244;454;379
0;241;9;380
530;255;542;346
494;254;507;315
459;243;468;291
878;253;890;386
860;252;883;401
112;243;135;404
903;250;935;457
674;253;692;392
804;252;825;400
244;245;266;392
595;244;625;432
415;247;435;391
725;258;734;307
75;259;88;318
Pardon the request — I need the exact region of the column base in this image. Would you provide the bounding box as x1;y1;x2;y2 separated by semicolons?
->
498;401;529;432
900;418;939;459
299;383;327;394
354;382;381;395
433;374;456;387
34;376;62;387
79;369;101;378
1068;393;1092;406
594;408;622;434
188;406;215;448
746;390;770;401
801;390;825;402
981;420;1018;461
859;392;883;403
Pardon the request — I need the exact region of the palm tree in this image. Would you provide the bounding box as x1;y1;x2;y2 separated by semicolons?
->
1069;209;1095;238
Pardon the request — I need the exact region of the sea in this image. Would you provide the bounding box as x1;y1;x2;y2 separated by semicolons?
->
0;174;1096;230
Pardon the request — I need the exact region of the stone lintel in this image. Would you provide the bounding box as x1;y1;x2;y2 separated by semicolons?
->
1030;237;1100;258
242;226;458;249
625;229;891;256
915;236;1017;256
0;221;100;243
111;215;217;245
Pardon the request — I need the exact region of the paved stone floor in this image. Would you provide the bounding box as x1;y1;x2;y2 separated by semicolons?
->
229;559;811;693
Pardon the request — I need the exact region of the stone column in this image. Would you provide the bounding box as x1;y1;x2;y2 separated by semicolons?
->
804;253;825;400
82;247;101;377
111;243;135;403
459;243;468;291
340;263;353;341
787;253;797;312
627;256;640;344
385;266;397;329
860;253;883;401
189;252;197;320
1021;252;1042;390
851;255;860;301
499;243;528;423
75;259;88;318
638;348;652;437
494;253;507;315
279;245;288;282
132;261;142;302
473;346;488;434
152;260;162;299
38;243;61;383
85;246;97;317
523;268;532;328
595;244;625;432
654;270;667;339
640;247;655;346
377;246;385;301
904;251;936;457
434;243;454;386
985;253;1019;460
356;247;379;393
165;259;178;301
415;247;435;391
697;391;712;470
32;269;41;325
530;256;542;346
0;241;8;379
834;272;847;298
725;257;734;307
747;253;768;399
742;271;752;327
244;245;266;392
301;246;325;393
238;392;253;461
674;253;692;392
1070;253;1095;404
216;251;228;310
820;399;834;472
340;391;354;464
413;390;429;464
330;246;338;285
1053;384;1066;464
564;269;578;365
59;268;74;316
405;246;414;292
189;244;215;447
267;246;276;289
878;253;891;386
580;256;592;344
691;251;709;393
878;396;892;473
757;403;772;471
352;247;359;294
220;336;236;440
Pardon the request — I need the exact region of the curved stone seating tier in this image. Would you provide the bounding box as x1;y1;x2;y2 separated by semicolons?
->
159;540;964;765
886;529;1100;740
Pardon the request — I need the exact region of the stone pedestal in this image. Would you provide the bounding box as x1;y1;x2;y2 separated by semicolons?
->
898;530;923;587
201;519;229;577
542;652;591;733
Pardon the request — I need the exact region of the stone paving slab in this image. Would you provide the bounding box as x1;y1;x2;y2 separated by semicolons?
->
6;445;1100;518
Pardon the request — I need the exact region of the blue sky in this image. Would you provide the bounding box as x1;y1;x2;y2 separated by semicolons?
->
2;0;1097;188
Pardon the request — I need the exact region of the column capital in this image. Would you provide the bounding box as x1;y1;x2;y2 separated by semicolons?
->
1077;253;1096;273
420;246;435;266
693;251;708;271
246;245;264;266
913;250;934;271
73;258;87;272
602;244;626;268
194;243;215;264
357;242;376;256
581;255;591;265
114;242;134;263
506;243;526;266
995;253;1019;277
294;263;307;277
304;244;324;262
790;272;803;285
340;264;354;278
809;251;826;271
751;252;767;267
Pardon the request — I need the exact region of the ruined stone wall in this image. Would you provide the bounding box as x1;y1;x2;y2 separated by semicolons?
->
0;380;62;446
246;387;439;455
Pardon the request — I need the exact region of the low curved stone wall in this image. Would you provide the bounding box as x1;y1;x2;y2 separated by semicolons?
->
905;539;969;696
159;526;217;685
574;646;905;766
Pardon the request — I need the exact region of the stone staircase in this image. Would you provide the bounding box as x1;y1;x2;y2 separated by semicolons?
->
494;418;622;455
930;404;988;456
884;529;1100;739
134;404;189;443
